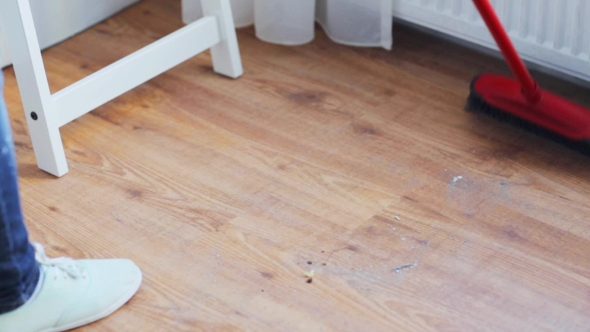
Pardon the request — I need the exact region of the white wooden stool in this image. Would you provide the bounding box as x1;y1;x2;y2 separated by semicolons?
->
0;0;242;177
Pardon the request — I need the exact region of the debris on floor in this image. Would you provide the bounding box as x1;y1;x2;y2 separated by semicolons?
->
395;215;401;221
452;175;463;183
392;262;418;273
303;270;315;283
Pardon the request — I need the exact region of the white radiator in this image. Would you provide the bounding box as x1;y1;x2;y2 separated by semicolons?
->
392;0;590;82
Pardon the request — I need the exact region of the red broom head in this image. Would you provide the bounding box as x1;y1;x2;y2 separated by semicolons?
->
466;73;590;154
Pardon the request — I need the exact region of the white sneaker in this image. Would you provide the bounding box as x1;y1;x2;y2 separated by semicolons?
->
0;243;142;332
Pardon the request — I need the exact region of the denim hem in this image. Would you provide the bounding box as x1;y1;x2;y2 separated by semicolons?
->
0;265;40;315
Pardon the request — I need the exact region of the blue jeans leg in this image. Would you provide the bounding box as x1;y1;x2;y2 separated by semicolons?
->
0;72;40;315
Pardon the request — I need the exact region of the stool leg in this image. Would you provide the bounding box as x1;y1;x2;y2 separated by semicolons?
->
201;0;243;78
0;0;68;176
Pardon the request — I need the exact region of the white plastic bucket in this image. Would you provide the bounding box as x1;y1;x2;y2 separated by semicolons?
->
254;0;316;45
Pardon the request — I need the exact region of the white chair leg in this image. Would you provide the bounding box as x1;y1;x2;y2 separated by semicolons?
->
0;0;68;176
201;0;243;78
0;0;242;177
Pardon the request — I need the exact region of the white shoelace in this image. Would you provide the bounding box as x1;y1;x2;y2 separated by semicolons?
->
32;242;86;280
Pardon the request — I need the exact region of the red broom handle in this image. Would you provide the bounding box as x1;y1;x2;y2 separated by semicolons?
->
473;0;541;103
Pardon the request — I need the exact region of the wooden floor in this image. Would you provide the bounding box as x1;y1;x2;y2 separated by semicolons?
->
5;1;590;331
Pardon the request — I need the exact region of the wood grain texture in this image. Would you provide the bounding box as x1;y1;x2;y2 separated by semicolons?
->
4;0;590;331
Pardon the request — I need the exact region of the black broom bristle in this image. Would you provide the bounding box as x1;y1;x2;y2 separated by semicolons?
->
465;87;590;157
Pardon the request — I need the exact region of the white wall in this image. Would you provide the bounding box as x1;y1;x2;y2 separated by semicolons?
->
1;0;140;67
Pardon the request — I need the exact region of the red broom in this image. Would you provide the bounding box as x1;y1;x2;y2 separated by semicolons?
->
466;0;590;155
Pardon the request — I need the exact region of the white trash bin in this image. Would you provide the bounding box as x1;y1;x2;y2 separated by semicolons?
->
231;0;254;28
316;0;392;50
182;0;254;28
254;0;316;45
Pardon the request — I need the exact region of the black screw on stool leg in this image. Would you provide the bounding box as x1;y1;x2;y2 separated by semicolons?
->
30;112;38;120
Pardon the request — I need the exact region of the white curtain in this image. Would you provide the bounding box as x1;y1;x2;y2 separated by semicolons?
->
182;0;393;50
